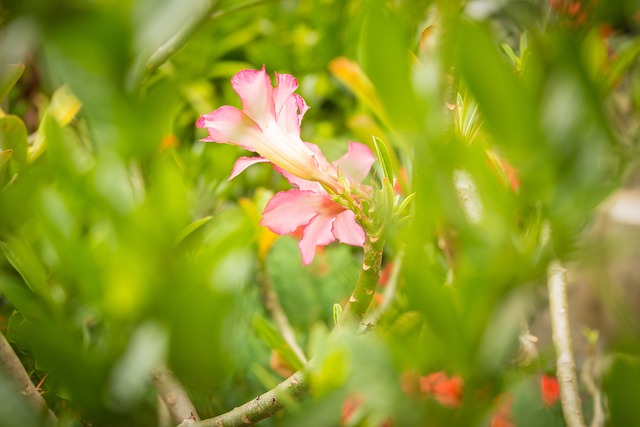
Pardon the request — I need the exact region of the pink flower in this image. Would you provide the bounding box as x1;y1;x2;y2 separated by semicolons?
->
262;141;374;265
197;67;376;265
197;66;342;192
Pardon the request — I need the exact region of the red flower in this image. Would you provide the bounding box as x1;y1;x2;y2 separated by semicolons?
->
419;372;464;408
541;374;561;407
341;394;393;427
490;394;515;427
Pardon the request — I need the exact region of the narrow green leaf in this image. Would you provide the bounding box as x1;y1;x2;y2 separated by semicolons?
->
0;149;12;167
174;216;213;246
0;237;48;298
605;37;640;91
0;115;28;168
372;136;393;181
0;275;46;319
501;43;519;67
332;303;342;327
359;0;423;133
251;315;304;370
0;64;25;105
394;193;416;219
458;19;540;159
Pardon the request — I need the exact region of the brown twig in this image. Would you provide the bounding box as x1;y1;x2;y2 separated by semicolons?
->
152;365;200;424
0;332;57;425
177;233;385;426
257;259;307;365
177;370;308;427
547;261;586;427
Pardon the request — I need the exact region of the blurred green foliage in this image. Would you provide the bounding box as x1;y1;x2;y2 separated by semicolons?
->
1;0;640;426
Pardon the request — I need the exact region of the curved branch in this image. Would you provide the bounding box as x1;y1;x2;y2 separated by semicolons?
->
152;365;199;424
0;332;57;425
179;234;385;426
547;260;586;427
178;370;308;427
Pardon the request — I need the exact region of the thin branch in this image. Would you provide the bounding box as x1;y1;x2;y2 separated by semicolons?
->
547;260;586;427
0;332;57;425
158;395;173;427
257;259;307;365
581;353;605;427
178;370;308;427
152;365;199;424
178;234;386;426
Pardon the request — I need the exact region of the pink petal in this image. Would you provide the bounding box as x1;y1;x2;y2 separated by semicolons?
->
276;94;306;137
260;190;325;235
333;141;376;183
332;210;366;246
273;165;325;193
273;73;299;116
304;142;326;158
197;106;259;151
229;156;269;180
299;214;336;265
231;66;274;125
292;94;310;122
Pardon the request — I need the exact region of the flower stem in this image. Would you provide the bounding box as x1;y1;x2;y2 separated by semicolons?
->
337;233;385;330
547;260;586;427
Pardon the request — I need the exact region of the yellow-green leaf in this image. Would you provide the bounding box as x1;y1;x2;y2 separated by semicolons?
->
0;64;25;105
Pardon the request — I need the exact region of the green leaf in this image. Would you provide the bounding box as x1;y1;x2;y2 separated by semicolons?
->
394;193;416;219
0;115;29;168
48;85;82;127
372;136;393;181
458;19;540;161
0;237;48;298
359;0;424;134
0;275;46;320
251;315;304;370
501;42;519;67
174;215;213;246
0;64;25;105
0;149;12;167
332;303;342;327
605;37;640;91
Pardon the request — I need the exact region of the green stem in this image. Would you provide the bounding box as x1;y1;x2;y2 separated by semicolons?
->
337;233;385;330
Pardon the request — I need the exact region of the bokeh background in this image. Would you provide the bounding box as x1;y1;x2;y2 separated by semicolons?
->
1;0;640;426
